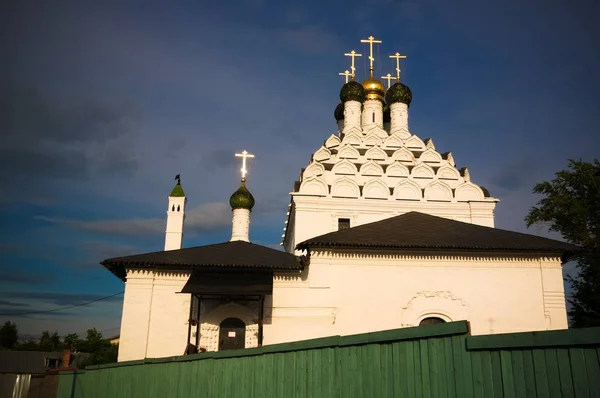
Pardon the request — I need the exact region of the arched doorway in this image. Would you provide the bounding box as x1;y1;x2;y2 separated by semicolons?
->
419;317;446;326
218;317;246;351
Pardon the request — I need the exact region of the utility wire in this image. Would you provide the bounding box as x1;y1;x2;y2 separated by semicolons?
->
0;292;124;316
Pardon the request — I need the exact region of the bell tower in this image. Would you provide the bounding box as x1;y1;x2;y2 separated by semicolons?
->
164;175;186;251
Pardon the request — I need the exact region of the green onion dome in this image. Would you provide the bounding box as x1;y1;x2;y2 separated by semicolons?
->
385;82;413;107
229;179;255;210
339;81;366;103
334;103;344;121
383;104;391;123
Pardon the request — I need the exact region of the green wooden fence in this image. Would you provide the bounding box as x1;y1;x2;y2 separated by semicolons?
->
57;321;600;397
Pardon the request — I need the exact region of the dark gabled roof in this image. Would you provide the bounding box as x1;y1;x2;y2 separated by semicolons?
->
101;240;303;280
296;212;580;257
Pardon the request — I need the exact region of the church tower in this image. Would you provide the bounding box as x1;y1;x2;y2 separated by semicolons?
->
230;150;255;242
282;35;498;253
164;176;186;251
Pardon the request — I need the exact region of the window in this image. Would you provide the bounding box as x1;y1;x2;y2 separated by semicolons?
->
372;112;375;123
419;317;446;326
338;218;350;230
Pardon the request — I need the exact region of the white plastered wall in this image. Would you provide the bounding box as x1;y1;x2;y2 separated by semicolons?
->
263;250;568;345
118;269;191;362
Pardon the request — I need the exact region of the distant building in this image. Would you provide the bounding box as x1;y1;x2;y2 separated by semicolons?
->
101;36;577;362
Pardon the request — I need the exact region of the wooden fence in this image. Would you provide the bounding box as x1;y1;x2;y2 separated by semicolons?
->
57;321;600;397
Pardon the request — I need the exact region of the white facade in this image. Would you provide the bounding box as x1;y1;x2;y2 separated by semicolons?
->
230;208;251;242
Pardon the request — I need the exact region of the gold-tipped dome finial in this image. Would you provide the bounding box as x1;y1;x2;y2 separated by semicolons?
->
360;36;385;102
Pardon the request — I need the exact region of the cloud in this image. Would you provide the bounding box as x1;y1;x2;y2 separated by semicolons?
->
199;149;238;172
0;292;122;307
491;158;539;191
0;268;55;285
0;300;30;308
0;84;140;184
35;202;232;237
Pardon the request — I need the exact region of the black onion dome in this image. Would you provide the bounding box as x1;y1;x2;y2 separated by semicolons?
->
229;180;255;210
385;82;413;107
334;103;344;121
383;104;391;123
340;81;366;103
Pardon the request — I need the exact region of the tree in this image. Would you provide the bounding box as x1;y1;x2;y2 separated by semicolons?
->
526;159;600;327
39;330;61;351
63;333;79;349
0;321;18;349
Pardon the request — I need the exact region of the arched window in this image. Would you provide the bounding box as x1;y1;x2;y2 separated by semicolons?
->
419;317;446;326
171;205;175;211
177;205;180;212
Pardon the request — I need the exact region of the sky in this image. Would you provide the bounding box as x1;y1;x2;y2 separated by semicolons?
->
1;0;599;338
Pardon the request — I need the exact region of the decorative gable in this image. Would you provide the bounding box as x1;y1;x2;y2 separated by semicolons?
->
391;147;415;163
411;163;435;179
404;135;425;150
363;178;389;199
342;132;362;146
364;133;383;147
303;162;325;178
313;147;331;162
442;152;456;166
332;159;358;175
394;180;422;201
424;138;435;150
386;162;409;177
337;145;360;160
436;164;460;180
360;160;383;176
325;134;341;148
365;146;387;161
418;148;443;164
383;135;403;148
424;181;453;202
299;177;328;196
455;182;484;202
363;125;388;139
331;177;360;198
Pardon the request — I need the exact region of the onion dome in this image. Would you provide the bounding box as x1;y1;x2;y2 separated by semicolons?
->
229;179;255;210
340;81;366;103
383;104;391;123
385;82;413;107
334;103;344;121
362;76;386;102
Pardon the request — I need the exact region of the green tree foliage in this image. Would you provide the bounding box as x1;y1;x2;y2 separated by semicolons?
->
63;333;79;349
39;330;61;351
526;159;600;327
0;321;18;349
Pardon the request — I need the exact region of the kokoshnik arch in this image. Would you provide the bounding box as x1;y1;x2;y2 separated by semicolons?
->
100;36;578;362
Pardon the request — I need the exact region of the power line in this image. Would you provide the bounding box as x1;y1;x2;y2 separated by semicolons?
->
0;292;124;316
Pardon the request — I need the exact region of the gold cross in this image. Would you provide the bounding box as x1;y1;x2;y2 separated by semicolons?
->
389;52;407;81
344;50;362;79
339;70;352;84
235;150;255;180
381;73;394;89
360;36;382;74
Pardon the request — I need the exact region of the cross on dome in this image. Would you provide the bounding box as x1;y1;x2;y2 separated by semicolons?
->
343;50;362;80
235;150;255;180
360;36;382;74
381;73;394;89
339;70;352;83
390;52;407;81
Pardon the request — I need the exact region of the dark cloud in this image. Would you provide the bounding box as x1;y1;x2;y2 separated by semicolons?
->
0;268;55;285
490;158;538;191
0;300;30;308
199;149;238;172
0;84;140;185
0;292;122;307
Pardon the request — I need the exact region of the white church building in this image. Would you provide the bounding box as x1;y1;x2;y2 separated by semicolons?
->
101;37;577;362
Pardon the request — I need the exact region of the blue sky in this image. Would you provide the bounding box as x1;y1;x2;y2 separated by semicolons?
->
1;0;599;337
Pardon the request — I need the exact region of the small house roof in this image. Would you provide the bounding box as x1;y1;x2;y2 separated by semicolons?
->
101;241;303;280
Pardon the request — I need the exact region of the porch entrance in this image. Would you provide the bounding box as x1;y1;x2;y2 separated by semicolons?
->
218;317;246;351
